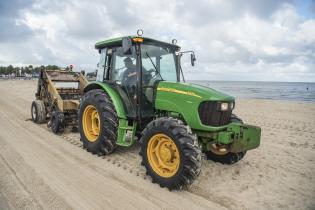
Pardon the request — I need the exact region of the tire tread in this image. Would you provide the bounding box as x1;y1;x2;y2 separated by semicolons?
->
140;117;202;190
79;89;118;155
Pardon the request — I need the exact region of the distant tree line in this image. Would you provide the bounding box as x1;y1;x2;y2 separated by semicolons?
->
0;65;97;79
0;65;60;76
86;71;97;78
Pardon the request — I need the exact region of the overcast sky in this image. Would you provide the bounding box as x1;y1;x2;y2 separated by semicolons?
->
0;0;315;82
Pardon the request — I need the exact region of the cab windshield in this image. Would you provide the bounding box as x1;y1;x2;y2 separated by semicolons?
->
141;43;177;83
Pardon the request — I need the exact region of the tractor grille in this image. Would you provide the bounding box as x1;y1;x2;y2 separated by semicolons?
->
198;101;231;127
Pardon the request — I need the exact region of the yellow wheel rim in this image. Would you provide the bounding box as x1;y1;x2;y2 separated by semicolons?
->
147;134;180;178
82;105;100;142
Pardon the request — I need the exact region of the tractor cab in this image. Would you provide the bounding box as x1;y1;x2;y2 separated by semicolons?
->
95;36;195;121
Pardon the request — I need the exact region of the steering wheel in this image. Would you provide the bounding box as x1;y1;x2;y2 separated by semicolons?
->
147;68;159;79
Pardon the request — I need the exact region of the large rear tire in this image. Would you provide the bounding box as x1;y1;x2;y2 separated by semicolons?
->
78;89;118;155
31;100;46;124
140;117;202;190
205;114;246;164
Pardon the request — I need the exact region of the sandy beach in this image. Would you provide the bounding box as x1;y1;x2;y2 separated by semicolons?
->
0;79;314;210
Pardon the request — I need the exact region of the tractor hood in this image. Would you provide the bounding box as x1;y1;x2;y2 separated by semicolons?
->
155;81;235;130
156;81;234;102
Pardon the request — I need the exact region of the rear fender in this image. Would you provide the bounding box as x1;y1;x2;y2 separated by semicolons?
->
84;82;137;147
84;82;126;119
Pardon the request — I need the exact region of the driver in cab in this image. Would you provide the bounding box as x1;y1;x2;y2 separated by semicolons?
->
122;57;137;101
121;57;153;103
122;57;137;86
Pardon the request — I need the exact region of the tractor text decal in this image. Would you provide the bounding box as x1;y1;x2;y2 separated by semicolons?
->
157;87;202;98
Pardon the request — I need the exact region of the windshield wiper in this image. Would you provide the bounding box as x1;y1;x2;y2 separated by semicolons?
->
145;52;163;80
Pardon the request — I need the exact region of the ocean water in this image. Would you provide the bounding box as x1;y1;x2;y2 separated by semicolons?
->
189;81;315;102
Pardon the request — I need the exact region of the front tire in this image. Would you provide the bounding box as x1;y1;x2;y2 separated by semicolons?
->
205;114;246;164
78;89;118;155
140;117;202;190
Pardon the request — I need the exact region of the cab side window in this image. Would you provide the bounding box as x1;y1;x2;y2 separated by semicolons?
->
96;48;107;82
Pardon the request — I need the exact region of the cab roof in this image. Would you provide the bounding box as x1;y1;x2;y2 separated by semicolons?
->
95;36;180;50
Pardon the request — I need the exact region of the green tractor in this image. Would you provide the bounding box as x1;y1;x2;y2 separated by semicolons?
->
78;32;261;190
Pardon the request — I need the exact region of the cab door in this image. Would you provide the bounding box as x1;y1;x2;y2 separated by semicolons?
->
110;46;138;118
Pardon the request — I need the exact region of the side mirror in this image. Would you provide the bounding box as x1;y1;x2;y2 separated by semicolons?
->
122;37;132;55
191;53;196;66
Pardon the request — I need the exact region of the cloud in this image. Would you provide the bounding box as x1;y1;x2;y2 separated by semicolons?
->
0;0;34;42
0;0;314;82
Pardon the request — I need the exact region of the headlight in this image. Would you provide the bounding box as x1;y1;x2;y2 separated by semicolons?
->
220;102;229;111
219;102;235;111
